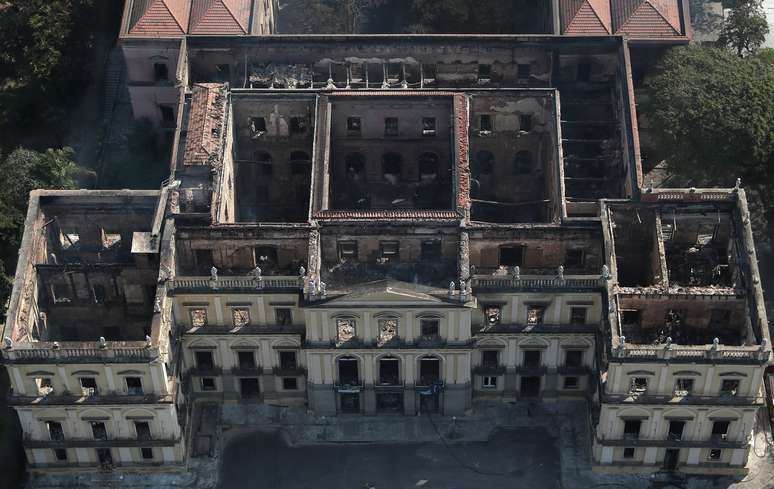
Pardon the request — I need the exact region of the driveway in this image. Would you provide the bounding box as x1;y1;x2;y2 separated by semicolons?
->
220;428;561;489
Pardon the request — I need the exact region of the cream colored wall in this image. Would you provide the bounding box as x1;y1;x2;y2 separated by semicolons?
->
172;292;303;328
473;291;602;326
27;444;184;467
182;334;303;371
474;333;595;368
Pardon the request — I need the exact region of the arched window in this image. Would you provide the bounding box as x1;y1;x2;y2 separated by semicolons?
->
418;152;439;179
514;151;533;174
345;153;365;180
475;151;494;175
382;153;402;181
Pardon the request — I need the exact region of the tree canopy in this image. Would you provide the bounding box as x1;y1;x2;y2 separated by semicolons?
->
718;0;770;56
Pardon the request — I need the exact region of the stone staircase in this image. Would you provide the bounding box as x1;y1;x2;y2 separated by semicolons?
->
102;48;125;124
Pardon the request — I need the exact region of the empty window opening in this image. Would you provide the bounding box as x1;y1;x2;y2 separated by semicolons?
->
377;318;398;346
708;449;722;461
195;351;214;369
232;308;250;327
475;151;494;175
479;114;493;132
629;377;648;394
240;378;260;399
250;117;267;133
721;379;740;396
482;350;499;368
526;305;546;325
674;378;694;396
513;151;533;174
141;447;154;460
344;153;365;181
382;153;402;182
384;117;399;136
283;377;298;390
80;377;98;396
52;283;71;303
338;357;360;385
517;64;531;80
523;350;541;368
565;249;585;269
97;448;113;465
577;63;591;82
623;447;635;459
570;307;587;325
134;421;151;440
279;351;297;370
484;305;502;326
565;350;583;367
520;114;532;132
421;240;442;261
289;117;306;134
275;308;292;325
154;63;169;81
422;117;436;136
422;63;437;83
200;378;216;391
190;308;208;328
563;376;579;389
379;357;400;385
419;357;440;385
160;105;174;124
478;64;492;81
483;376;497;388
338;241;358;260
126;376;143;395
337;318;356;344
712;421;730;440
254;246;278;270
500;245;525;267
418;153;439;179
420;319;440;340
54;448;67;461
380;241;399;260
386;63;402;83
237;351;256;369
195;248;214;270
668;421;685;441
623;419;641;439
347;117;362;134
92;284;107;303
47;421;64;441
91;422;107;440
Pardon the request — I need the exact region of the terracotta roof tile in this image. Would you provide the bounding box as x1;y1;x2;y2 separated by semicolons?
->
128;0;191;37
314;210;460;221
560;0;612;35
189;0;252;35
611;0;682;37
183;83;229;167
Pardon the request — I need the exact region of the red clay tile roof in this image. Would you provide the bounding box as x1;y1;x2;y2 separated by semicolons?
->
611;0;682;37
560;0;612;35
128;0;191;37
314;210;460;221
189;0;252;35
183;83;228;167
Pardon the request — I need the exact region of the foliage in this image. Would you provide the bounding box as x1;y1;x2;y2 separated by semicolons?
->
718;0;769;56
642;46;774;238
0;148;85;309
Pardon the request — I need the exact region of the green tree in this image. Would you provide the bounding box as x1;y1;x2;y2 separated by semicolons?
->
718;0;769;56
642;46;774;236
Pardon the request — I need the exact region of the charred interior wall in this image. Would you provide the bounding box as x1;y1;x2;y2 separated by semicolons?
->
610;208;663;287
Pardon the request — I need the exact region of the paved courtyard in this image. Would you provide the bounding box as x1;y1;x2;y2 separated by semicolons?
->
220;428;562;489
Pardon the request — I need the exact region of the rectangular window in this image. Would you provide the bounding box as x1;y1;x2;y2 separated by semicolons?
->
484;305;501;326
91;422;107;440
674;378;694;396
482;350;499;368
519;114;532;132
190;308;208;328
279;351;297;370
526;305;546;325
80;377;98;396
523;350;541;368
708;449;722;461
565;350;583;367
621;310;641;326
250;116;267;133
160;105;174;124
377;318;398;345
478;64;492;81
623;447;635;459
275;308;292;325
517;64;531;80
499;245;524;266
338;240;358;260
216;64;230;81
384;117;399;136
565;249;584;269
569;307;587;325
623;420;641;439
200;377;216;391
289;116;306;134
420;319;439;339
668;421;685;440
380;241;399;260
141;447;154;460
347;117;361;134
52;283;72;303
195;351;214;369
35;377;54;396
283;377;298;390
577;63;591;82
479;114;493;132
153;63;169;81
336;318;356;344
422;117;436;136
421;240;442;261
483;376;497;388
238;351;256;369
423;63;437;82
232;308;250;327
563;376;579;389
712;421;730;440
125;377;143;396
720;379;740;396
629;377;648;394
135;421;151;440
47;421;64;441
54;448;68;461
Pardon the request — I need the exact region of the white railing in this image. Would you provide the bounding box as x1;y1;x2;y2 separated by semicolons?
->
168;275;303;291
472;274;605;289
